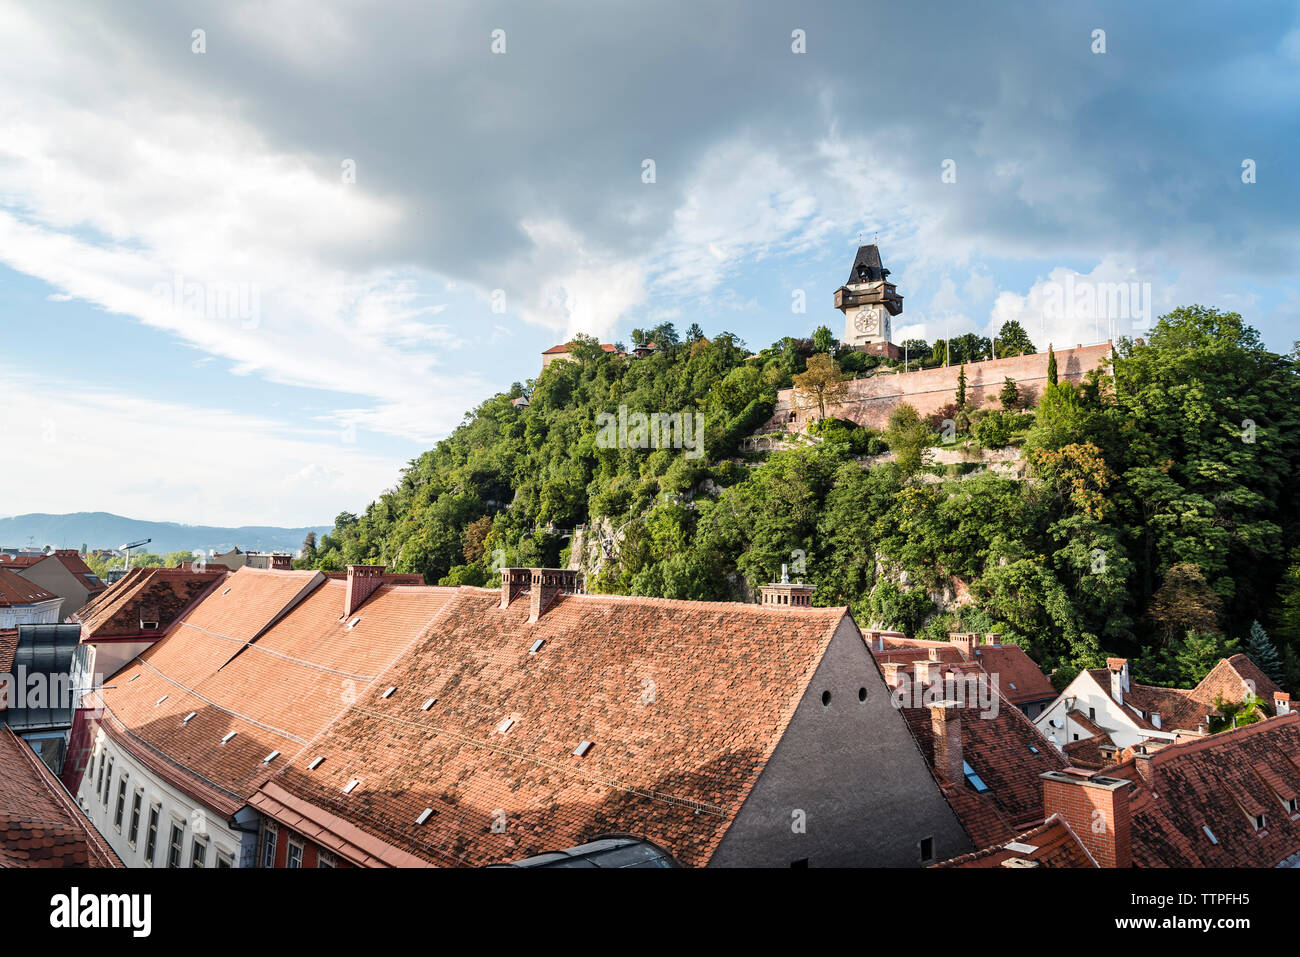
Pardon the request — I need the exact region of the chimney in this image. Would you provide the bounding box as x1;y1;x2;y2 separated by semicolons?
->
914;659;943;685
984;633;1001;647
270;555;291;570
928;647;943;662
866;630;885;653
1107;657;1128;706
1276;692;1292;716
930;701;964;785
344;565;386;617
881;662;907;688
759;568;816;607
1040;770;1132;868
499;568;531;608
948;632;979;659
527;568;583;624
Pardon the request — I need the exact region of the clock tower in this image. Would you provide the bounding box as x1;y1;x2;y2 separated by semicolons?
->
834;244;903;358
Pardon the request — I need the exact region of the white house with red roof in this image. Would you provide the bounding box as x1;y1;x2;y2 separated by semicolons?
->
0;568;62;627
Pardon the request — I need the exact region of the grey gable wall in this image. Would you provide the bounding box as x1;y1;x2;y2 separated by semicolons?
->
708;617;972;867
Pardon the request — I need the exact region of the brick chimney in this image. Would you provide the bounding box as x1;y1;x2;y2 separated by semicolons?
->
1041;770;1132;868
1276;692;1291;716
984;633;1002;647
881;662;908;688
344;565;386;617
948;632;980;659
499;568;531;609
527;568;583;624
914;659;943;684
270;555;291;570
930;701;963;786
1107;657;1129;706
759;565;815;608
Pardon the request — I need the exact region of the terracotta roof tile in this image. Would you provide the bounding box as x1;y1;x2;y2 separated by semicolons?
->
0;568;57;607
91;568;456;812
0;725;120;867
258;588;848;867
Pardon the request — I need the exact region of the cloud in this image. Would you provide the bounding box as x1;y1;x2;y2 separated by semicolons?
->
0;366;399;527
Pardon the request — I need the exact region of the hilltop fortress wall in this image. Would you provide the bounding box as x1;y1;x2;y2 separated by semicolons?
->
763;342;1112;433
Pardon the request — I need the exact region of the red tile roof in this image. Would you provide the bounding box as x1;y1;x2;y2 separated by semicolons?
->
91;569;457;815
892;665;1067;847
0;568;57;607
73;566;227;639
971;643;1057;704
936;814;1096;868
1086;653;1285;733
542;342;620;355
1121;713;1300;867
0;725;121;867
49;549;107;596
254;588;850;867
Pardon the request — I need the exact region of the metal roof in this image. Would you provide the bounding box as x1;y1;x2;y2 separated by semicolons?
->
488;834;679;869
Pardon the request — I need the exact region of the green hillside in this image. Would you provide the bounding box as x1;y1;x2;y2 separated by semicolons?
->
307;307;1300;690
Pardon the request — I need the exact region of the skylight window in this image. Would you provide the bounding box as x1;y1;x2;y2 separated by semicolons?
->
529;639;545;654
381;687;395;699
496;717;514;734
155;695;168;706
221;731;237;744
1203;825;1218;844
1008;682;1017;691
963;760;989;793
128;674;139;682
343;778;360;794
307;757;324;770
1028;745;1039;754
345;617;362;630
421;698;437;711
573;740;593;758
222;587;231;596
415;808;434;825
182;712;196;724
262;750;281;765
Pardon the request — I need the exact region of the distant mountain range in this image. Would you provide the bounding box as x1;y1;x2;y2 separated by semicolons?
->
0;512;332;556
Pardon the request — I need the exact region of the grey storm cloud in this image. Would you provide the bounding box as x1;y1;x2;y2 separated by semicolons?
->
34;0;1300;294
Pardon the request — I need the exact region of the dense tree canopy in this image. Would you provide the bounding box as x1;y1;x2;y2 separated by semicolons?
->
311;306;1300;689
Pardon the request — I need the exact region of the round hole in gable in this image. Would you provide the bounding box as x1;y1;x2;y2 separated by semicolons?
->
821;690;831;707
858;687;868;702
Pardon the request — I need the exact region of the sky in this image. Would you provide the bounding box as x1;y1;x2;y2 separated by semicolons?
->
0;1;1296;528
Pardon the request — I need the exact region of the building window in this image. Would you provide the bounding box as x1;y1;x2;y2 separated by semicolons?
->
191;838;208;868
317;850;336;868
215;849;235;869
167;822;185;868
102;759;114;808
287;838;304;869
1287;797;1299;814
128;791;143;846
144;805;160;866
1253;814;1267;832
113;778;128;830
1088;707;1096;721
919;837;935;863
261;822;279;868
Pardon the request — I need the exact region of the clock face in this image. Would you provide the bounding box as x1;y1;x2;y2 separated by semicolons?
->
855;306;879;334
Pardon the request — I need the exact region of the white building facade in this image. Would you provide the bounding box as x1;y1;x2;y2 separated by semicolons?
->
77;724;257;868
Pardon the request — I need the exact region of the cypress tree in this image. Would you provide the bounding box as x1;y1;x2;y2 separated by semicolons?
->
1046;344;1058;386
